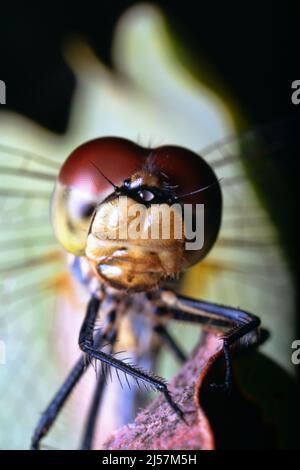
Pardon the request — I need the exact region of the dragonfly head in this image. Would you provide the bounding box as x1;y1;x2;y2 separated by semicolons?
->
51;137;222;291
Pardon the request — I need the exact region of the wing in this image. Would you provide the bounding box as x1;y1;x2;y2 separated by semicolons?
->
0;132;70;449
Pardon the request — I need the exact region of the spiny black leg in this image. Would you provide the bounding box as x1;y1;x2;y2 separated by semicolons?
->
79;300;185;422
209;339;233;394
210;320;260;392
80;369;107;450
30;332;103;450
31;356;86;450
153;324;187;363
80;326;117;450
155;305;230;328
157;290;261;394
80;346;185;421
79;294;101;349
30;296;102;450
159;291;261;333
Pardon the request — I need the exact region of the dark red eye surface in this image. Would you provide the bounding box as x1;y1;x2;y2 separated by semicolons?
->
59;137;220;203
59;138;148;197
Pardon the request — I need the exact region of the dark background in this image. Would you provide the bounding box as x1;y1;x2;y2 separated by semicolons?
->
0;2;298;133
0;0;299;357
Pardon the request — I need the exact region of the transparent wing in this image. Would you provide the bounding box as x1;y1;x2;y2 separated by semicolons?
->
0;142;70;449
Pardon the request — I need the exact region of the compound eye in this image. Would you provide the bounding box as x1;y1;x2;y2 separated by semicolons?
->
51;182;98;256
137;189;155;202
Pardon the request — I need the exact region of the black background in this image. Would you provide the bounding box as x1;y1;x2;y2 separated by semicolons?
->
0;0;299;358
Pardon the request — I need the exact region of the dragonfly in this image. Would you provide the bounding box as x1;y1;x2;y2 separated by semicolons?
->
0;121;294;450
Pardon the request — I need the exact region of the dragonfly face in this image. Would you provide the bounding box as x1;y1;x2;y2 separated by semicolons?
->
51;137;222;291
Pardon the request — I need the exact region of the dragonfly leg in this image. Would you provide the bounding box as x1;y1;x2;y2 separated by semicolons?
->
79;358;109;450
156;290;261;393
79;296;185;423
30;351;92;449
153;324;187;363
31;296;108;450
80;316;117;450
